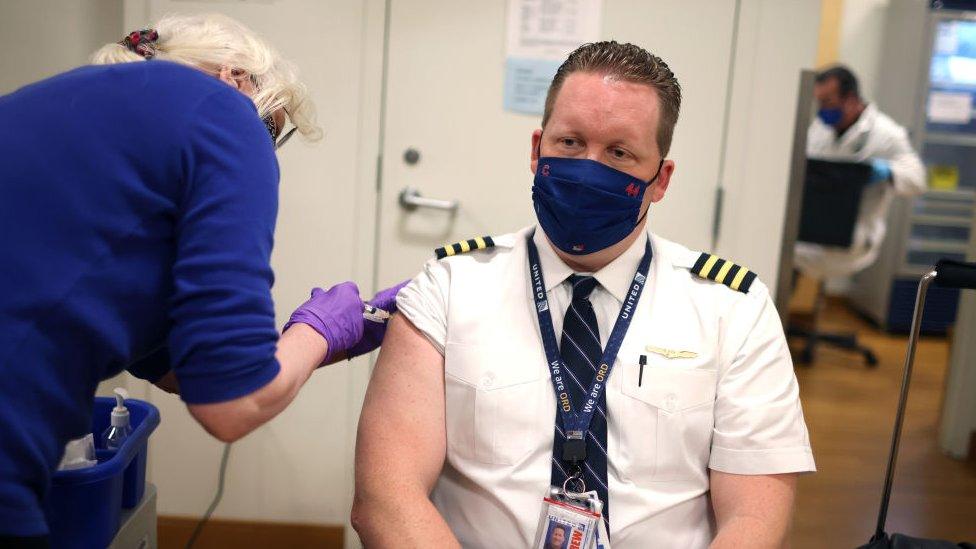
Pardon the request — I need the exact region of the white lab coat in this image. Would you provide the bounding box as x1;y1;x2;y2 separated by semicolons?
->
795;103;926;277
398;226;815;548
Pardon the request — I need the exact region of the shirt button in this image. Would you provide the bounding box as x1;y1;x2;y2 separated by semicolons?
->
665;393;677;411
481;373;495;388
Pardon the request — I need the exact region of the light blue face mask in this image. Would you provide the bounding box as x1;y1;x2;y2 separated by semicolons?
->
532;156;663;255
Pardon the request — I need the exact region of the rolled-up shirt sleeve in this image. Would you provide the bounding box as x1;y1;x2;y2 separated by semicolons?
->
709;286;816;475
167;88;281;405
396;257;450;355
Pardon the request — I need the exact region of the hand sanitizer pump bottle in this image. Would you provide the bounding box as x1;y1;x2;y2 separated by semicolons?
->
101;388;132;450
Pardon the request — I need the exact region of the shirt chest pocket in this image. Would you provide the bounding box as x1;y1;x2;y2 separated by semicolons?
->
620;367;718;482
444;342;550;466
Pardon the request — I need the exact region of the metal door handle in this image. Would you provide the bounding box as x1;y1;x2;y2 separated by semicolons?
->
398;187;459;213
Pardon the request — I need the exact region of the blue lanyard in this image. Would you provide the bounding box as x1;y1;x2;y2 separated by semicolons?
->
526;231;652;464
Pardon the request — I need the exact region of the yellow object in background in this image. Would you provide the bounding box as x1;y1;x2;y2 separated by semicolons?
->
928;164;960;191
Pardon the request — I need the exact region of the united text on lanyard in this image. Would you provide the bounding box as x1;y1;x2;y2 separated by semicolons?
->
526;231;652;466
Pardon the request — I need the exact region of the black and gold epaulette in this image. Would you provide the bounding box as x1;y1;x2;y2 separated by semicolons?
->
691;253;757;293
434;236;496;259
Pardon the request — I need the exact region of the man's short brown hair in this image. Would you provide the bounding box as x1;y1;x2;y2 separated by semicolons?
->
542;41;682;156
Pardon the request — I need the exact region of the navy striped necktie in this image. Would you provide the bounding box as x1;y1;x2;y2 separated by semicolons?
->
550;274;611;526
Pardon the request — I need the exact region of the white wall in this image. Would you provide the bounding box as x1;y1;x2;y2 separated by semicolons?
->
716;0;822;295
838;0;892;102
0;0;123;94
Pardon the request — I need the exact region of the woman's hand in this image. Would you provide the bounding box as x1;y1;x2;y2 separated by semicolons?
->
347;280;410;358
284;280;409;363
185;280;410;443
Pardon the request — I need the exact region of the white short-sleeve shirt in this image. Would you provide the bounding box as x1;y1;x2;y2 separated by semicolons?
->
397;225;816;548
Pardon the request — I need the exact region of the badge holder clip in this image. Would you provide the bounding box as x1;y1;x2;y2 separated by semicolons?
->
533;467;611;549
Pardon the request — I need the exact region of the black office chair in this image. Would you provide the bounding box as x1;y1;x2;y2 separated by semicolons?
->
789;279;879;366
788;159;878;368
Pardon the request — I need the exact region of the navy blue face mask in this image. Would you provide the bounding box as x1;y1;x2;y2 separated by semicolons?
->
817;107;843;126
532;156;663;255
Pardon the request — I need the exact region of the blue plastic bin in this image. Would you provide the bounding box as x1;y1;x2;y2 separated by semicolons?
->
45;397;160;549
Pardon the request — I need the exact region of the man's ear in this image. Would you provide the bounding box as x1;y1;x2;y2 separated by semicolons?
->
530;129;543;174
648;159;676;203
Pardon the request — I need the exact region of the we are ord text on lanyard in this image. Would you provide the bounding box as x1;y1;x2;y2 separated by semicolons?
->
526;231;652;476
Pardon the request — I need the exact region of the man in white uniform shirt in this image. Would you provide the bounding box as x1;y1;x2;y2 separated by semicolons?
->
797;65;926;277
352;42;816;548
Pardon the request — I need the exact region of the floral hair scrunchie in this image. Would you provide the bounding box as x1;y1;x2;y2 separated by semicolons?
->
119;29;159;60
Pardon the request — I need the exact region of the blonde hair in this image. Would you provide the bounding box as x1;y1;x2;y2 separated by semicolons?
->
91;13;322;141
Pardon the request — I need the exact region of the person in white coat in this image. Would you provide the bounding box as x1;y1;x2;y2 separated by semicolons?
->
796;65;927;278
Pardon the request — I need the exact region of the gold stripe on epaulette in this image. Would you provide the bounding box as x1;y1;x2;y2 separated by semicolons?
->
714;261;734;284
698;255;719;278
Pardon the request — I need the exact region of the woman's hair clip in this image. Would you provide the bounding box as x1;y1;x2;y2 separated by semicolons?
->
119;29;159;60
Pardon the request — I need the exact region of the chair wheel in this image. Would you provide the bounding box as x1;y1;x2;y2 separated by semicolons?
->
864;350;879;367
798;347;814;365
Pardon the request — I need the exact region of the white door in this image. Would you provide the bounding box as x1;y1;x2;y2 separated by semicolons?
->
376;0;738;285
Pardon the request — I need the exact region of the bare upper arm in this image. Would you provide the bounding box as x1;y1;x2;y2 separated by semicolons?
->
355;314;447;496
710;470;797;527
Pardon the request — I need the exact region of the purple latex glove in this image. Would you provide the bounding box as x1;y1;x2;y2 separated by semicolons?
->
346;279;411;358
284;282;365;363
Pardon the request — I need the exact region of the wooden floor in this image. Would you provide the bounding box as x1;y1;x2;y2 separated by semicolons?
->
790;300;976;548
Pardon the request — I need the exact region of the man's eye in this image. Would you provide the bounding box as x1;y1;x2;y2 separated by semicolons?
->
611;148;629;159
560;138;579;147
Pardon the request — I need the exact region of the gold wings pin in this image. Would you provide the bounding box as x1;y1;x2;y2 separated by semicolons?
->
645;345;698;359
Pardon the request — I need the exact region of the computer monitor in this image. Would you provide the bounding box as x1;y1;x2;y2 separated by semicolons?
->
797;159;874;248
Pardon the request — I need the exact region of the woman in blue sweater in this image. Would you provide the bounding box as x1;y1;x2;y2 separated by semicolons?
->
0;13;402;545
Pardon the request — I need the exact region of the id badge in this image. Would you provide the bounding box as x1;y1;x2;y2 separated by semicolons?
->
534;487;607;549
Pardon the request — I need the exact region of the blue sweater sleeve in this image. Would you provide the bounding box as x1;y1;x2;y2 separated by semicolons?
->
168;88;281;405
